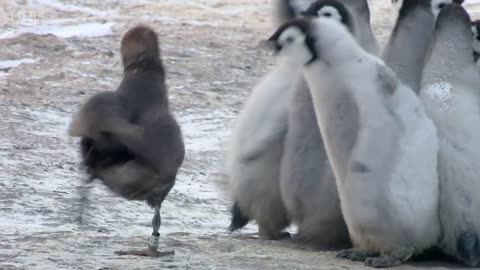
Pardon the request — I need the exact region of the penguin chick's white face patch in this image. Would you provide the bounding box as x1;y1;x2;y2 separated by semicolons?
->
275;27;313;66
317;6;342;22
431;0;454;18
425;82;454;112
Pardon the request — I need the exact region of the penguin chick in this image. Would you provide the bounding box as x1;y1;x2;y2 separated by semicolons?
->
69;25;185;257
391;0;464;22
383;0;460;93
421;4;480;267
268;17;440;267
225;33;302;240
280;0;375;249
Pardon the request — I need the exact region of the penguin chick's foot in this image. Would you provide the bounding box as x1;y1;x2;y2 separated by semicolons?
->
258;227;291;240
336;248;378;262
114;249;174;257
365;256;402;268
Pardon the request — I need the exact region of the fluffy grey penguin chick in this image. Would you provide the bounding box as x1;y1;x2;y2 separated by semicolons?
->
225;38;305;239
279;0;377;249
69;25;185;257
383;0;464;93
420;4;480;267
268;17;440;267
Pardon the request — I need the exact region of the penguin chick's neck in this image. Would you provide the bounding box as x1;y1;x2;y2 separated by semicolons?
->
383;6;435;92
307;20;364;66
123;56;165;74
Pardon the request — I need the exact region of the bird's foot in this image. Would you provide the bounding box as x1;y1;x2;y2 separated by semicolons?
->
114;249;174;257
365;256;402;268
148;232;160;251
336;248;378;262
258;226;291;240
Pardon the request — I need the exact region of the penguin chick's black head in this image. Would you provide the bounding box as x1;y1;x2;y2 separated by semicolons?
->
432;0;465;17
435;3;471;37
267;17;318;65
457;232;480;267
302;0;353;32
121;24;161;69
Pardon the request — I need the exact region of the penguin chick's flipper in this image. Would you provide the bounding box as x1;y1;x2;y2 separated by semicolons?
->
228;201;250;232
240;113;288;162
69;91;141;140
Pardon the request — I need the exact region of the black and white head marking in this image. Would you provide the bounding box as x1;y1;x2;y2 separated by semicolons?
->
472;20;480;54
302;0;352;31
268;18;317;65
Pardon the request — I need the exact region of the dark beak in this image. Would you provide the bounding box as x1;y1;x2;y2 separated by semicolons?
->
257;37;280;53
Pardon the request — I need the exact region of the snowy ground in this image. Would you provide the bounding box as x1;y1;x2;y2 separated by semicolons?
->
0;1;479;269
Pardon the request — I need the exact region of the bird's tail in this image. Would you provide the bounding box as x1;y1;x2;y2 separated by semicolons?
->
228;201;250;232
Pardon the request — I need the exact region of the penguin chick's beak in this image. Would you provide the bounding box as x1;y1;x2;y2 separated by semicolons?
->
267;33;282;52
257;38;281;54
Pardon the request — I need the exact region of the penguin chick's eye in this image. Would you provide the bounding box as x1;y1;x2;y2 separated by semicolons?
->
285;36;295;44
324;12;332;17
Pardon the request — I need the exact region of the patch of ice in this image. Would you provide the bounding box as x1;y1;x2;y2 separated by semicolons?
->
179;113;230;152
425;82;453;111
0;22;115;39
23;107;72;136
31;0;116;17
0;58;37;70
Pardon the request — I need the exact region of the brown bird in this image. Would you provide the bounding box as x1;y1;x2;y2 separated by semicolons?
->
69;24;185;257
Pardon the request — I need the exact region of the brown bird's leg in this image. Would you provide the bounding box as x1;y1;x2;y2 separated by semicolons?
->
76;176;95;225
148;205;161;251
115;205;174;257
